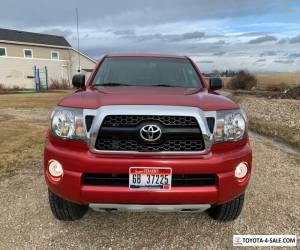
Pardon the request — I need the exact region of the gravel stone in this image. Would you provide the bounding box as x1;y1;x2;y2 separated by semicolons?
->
235;96;300;131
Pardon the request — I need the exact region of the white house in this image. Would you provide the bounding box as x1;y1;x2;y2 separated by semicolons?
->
0;28;96;89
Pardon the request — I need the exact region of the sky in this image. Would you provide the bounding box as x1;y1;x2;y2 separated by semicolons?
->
1;0;300;73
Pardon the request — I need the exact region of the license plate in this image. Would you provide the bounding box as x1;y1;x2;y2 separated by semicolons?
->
129;167;172;190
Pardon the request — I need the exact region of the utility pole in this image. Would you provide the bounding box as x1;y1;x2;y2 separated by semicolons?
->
76;8;81;73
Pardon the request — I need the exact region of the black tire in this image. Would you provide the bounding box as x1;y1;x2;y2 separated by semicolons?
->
48;189;88;221
207;194;245;221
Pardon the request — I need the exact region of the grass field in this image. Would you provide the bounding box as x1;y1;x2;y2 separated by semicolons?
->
0;91;72;176
0;90;72;108
221;72;300;90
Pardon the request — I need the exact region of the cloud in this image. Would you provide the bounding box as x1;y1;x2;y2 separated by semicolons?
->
288;53;300;58
0;0;299;72
277;38;287;44
39;28;73;38
256;59;267;62
0;0;297;28
113;29;135;35
213;40;226;45
236;32;270;37
205;34;225;38
118;31;205;42
171;31;205;41
213;51;226;56
289;35;300;44
259;51;278;57
198;60;214;63
249;35;277;44
274;59;294;64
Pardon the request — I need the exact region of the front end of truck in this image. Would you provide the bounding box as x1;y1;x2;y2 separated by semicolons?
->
44;55;252;221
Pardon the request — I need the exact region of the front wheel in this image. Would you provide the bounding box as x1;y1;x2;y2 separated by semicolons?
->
207;194;245;221
48;189;88;221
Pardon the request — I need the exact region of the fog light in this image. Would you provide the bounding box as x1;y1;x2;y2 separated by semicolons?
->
48;160;63;178
235;162;248;179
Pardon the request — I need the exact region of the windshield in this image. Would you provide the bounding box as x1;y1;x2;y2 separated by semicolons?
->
92;57;203;88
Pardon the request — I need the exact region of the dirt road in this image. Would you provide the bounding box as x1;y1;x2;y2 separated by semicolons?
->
0;92;299;249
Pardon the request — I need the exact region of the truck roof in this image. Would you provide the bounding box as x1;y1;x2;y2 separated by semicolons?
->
106;53;187;59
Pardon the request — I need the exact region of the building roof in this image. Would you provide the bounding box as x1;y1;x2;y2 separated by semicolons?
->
0;28;71;47
71;48;97;63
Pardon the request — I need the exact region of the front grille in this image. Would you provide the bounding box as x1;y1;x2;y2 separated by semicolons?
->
102;115;198;127
95;115;205;152
96;138;203;152
83;173;216;187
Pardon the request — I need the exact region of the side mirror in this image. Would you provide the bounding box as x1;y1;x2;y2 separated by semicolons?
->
72;74;85;89
209;77;223;90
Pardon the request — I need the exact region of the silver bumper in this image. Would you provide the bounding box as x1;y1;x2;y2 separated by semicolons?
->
89;203;211;213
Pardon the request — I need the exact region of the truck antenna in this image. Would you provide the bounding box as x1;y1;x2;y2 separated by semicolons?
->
76;8;81;73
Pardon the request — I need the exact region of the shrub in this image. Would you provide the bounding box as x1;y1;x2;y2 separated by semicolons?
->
49;79;70;90
228;70;257;90
0;83;8;93
265;82;288;92
12;85;20;91
280;85;300;100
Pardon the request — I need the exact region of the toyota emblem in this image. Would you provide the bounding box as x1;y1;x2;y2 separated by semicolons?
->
140;124;162;142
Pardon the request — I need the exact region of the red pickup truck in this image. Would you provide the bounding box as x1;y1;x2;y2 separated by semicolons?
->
44;54;252;221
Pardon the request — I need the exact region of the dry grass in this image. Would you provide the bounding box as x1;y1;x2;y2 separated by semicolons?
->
222;72;300;90
0;91;72;174
231;95;300;149
0;84;26;93
248;118;300;149
264;82;288;91
49;79;70;90
0;83;8;94
0;122;47;176
221;77;231;88
256;72;300;89
0;90;73;108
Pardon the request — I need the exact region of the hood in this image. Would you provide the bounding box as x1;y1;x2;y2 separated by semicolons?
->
58;86;239;111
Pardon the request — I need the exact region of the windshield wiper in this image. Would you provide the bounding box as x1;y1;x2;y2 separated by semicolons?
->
96;83;132;86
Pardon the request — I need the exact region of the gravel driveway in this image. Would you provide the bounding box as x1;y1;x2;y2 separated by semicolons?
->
219;90;300;149
0;135;299;249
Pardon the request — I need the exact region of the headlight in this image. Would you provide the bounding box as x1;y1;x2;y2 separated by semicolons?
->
214;109;246;142
51;107;86;140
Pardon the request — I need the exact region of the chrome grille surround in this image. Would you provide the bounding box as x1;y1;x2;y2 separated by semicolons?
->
83;105;216;155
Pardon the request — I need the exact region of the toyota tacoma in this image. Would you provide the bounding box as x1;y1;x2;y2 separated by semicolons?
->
45;54;252;221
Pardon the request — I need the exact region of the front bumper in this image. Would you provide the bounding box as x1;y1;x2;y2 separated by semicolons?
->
89;203;211;212
44;135;252;205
